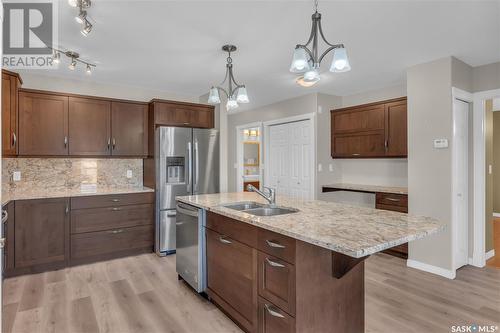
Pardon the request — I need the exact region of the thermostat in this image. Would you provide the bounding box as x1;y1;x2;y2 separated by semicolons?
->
433;139;448;149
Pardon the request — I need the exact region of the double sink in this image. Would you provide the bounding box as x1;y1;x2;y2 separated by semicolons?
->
222;201;298;216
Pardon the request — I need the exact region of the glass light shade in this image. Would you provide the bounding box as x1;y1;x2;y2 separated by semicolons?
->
289;47;311;73
207;87;221;104
303;69;320;82
236;86;249;103
226;98;238;111
330;47;351;72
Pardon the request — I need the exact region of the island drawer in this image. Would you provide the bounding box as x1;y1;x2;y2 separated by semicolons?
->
71;192;154;209
258;252;296;316
258;297;295;333
206;211;258;248
257;229;295;264
71;204;154;234
71;224;154;260
376;193;408;208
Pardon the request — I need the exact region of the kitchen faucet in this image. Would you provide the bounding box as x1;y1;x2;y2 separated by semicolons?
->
246;184;276;205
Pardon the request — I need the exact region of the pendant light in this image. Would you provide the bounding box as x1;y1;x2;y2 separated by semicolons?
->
290;0;351;86
207;45;249;111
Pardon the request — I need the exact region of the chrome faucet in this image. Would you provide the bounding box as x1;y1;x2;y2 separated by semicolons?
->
246;184;276;205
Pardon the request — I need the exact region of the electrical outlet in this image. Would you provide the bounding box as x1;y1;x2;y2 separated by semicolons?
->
318;163;323;172
329;164;334;172
317;105;323;114
13;171;21;182
126;170;133;178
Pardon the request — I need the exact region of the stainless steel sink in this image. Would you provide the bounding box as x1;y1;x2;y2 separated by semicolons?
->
241;207;299;216
222;202;265;211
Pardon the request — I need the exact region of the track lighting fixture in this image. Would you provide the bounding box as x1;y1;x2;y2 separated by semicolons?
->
81;20;92;36
50;47;96;74
75;10;86;24
69;0;93;36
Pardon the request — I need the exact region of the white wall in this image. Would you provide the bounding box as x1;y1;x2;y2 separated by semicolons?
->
18;71;198;103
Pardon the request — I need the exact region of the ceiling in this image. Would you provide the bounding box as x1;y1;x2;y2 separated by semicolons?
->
30;0;500;111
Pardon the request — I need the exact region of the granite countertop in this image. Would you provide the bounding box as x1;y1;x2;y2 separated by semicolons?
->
177;192;443;258
322;183;408;195
2;185;155;205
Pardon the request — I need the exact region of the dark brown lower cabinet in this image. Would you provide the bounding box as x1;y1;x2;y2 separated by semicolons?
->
376;192;409;258
14;198;69;271
3;201;15;272
205;211;365;333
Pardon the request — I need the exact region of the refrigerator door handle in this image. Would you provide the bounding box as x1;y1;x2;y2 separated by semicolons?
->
187;142;192;192
194;140;199;192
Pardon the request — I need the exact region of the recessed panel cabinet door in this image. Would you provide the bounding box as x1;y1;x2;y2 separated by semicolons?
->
19;92;69;156
111;102;148;156
385;100;408;157
69;97;111;155
2;73;19;156
14;198;69;268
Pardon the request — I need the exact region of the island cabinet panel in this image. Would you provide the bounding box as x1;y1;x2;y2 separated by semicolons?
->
331;97;407;158
2;70;21;156
258;297;295;333
68;97;111;156
18;91;69;156
14;198;70;269
111;101;148;156
206;228;258;333
376;193;409;258
257;228;295;264
3;201;15;273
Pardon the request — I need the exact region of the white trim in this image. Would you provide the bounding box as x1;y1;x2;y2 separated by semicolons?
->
263;112;316;200
493;212;500;218
407;259;456;279
485;249;495;261
472;88;500;268
452;87;473;102
235;122;263;192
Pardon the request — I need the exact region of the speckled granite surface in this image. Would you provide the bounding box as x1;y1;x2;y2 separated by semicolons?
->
177;192;443;258
2;186;154;206
322;183;408;195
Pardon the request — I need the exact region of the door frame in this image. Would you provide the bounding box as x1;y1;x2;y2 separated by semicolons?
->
451;88;472;270
235;122;263;192
472;88;500;267
263;112;316;200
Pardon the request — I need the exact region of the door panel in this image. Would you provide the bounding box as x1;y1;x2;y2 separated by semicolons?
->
332;105;385;134
68;97;111;155
193;129;219;194
14;198;69;268
332;131;386;157
385;100;408;156
111;101;148;156
2;73;19;156
176;203;201;290
19;92;69;156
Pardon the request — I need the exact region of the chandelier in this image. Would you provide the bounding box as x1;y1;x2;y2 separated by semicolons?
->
208;45;249;111
290;0;351;87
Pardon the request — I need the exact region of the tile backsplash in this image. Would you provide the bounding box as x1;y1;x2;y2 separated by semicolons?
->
2;158;143;191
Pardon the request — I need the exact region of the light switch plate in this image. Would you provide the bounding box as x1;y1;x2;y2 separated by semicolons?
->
318;163;323;172
317;105;323;114
13;171;21;182
329;164;334;172
126;170;133;178
433;139;449;149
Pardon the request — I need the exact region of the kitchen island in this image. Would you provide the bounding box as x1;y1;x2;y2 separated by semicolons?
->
177;192;442;333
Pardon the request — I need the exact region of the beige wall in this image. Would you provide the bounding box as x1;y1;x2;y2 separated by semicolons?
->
486;100;494;252
451;57;473;92
407;57;453;271
473;62;500;92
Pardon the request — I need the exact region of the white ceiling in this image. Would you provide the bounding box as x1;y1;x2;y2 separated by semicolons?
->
32;0;500;110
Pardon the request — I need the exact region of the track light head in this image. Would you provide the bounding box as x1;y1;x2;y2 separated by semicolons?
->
52;50;61;64
75;10;87;24
68;57;77;70
86;64;92;75
81;20;92;36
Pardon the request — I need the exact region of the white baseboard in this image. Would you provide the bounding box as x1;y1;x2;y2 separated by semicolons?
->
493;212;500;218
486;249;495;260
407;259;456;279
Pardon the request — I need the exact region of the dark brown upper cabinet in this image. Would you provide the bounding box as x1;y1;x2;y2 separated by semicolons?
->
111;101;148;156
331;97;407;158
150;99;215;129
19;91;69;156
69;97;111;156
2;70;22;157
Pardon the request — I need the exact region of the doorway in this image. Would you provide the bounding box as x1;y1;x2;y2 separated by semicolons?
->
236;123;263;192
487;97;500;268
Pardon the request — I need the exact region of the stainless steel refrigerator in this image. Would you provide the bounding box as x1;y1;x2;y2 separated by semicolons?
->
155;127;219;256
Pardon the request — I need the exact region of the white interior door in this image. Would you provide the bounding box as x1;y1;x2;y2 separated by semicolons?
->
267;120;313;200
453;99;469;269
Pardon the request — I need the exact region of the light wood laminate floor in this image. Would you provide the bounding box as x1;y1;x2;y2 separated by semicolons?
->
3;253;500;333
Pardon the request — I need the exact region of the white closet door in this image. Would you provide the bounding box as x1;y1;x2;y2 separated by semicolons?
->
269;123;290;196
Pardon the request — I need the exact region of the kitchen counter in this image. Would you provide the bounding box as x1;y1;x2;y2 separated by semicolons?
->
2;185;155;205
322;183;408;195
177;192;442;258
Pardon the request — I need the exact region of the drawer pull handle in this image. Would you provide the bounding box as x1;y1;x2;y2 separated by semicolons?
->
264;304;285;318
109;229;124;234
385;198;400;202
2;210;8;224
352;153;360;156
112;207;121;211
219;236;232;244
265;257;285;268
266;240;285;249
111;199;120;202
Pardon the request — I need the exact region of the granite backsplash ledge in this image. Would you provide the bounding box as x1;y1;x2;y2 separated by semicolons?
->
2;158;143;191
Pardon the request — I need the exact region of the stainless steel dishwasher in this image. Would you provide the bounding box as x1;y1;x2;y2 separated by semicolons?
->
175;202;206;292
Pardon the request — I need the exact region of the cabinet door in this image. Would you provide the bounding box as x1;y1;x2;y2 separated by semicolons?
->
111;101;148;156
331;131;386;158
2;73;19;156
385;100;407;157
258;297;295;333
190;107;214;128
19;92;69;156
3;201;15;272
206;228;257;332
331;105;385;134
154;103;192;127
14;198;69;268
69;97;111;155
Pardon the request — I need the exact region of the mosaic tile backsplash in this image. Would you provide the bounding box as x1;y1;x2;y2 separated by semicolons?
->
2;158;143;191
